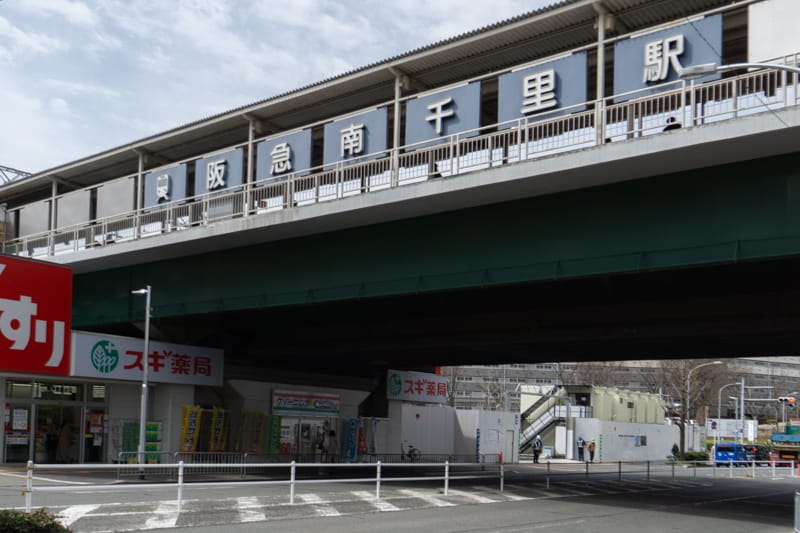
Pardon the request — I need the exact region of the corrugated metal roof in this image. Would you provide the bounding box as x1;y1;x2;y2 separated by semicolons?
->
3;0;744;203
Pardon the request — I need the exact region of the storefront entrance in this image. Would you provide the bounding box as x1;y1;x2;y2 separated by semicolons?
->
3;380;107;464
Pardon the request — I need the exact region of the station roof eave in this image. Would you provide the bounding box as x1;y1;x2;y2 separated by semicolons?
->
1;0;734;203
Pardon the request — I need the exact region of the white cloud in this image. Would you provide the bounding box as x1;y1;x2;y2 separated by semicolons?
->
0;16;68;65
12;0;99;27
49;97;72;117
0;0;555;172
41;78;121;100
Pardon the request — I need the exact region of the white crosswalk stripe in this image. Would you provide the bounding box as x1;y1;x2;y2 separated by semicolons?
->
57;504;100;527
144;500;180;529
237;496;266;522
297;493;342;516
472;486;530;501
38;478;712;531
399;488;456;507
351;490;401;511
446;489;496;503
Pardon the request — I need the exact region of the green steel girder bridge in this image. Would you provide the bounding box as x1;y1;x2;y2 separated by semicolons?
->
62;103;800;383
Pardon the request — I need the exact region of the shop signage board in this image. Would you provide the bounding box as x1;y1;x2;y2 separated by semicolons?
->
272;390;340;415
0;255;72;376
386;369;448;404
71;330;224;386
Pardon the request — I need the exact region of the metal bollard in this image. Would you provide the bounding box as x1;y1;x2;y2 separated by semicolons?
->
646;460;650;481
290;461;296;505
177;461;185;514
500;462;504;493
444;460;450;496
25;460;33;512
376;461;382;499
618;461;622;481
795;491;800;533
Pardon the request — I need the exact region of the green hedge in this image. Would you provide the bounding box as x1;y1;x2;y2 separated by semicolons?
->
0;509;71;532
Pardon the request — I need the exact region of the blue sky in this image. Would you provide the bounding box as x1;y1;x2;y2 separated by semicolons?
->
0;0;551;173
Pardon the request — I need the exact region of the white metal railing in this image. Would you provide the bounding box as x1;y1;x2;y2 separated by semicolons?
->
21;460;503;514
4;66;799;259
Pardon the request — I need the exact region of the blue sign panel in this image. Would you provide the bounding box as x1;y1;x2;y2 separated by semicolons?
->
194;147;245;195
405;82;481;149
323;107;388;167
497;52;587;127
143;164;187;209
256;129;313;181
613;14;722;98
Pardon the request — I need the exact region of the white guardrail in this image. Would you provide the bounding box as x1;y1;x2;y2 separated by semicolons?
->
4;66;799;259
21;460;504;514
19;458;799;514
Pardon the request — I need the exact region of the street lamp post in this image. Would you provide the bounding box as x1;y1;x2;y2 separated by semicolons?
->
679;62;800;80
716;382;739;450
686;361;723;452
131;285;152;471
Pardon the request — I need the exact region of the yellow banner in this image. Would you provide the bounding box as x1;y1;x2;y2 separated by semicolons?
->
180;405;202;453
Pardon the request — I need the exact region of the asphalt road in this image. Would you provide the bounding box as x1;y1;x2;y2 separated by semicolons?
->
0;462;796;532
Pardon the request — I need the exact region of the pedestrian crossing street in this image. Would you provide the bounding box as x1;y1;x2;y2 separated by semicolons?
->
47;478;711;532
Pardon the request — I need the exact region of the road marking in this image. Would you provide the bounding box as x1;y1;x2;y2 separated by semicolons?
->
237;496;266;522
144;500;179;529
351;490;401;511
472;486;530;501
504;483;553;498
399;489;456;507
446;489;496;503
0;471;91;485
58;504;100;526
297;493;341;516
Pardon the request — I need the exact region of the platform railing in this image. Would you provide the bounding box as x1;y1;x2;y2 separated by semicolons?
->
5;66;799;259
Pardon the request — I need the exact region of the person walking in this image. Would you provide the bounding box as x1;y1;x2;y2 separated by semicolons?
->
587;439;596;462
576;436;585;462
532;434;543;463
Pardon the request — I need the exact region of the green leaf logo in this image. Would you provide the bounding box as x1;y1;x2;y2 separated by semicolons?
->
389;373;402;396
91;340;119;373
